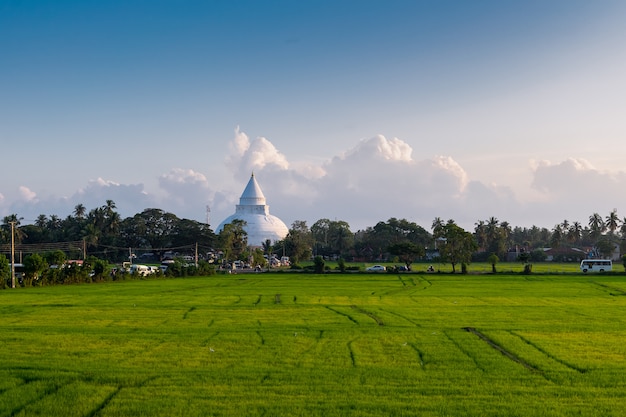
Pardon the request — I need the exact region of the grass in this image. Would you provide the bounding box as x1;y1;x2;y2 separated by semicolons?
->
1;272;626;416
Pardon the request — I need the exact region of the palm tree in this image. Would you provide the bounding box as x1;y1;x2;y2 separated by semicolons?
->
550;224;563;248
605;209;619;235
567;222;583;245
35;214;48;228
1;214;26;244
589;213;605;240
431;217;444;238
474;220;487;251
74;204;86;220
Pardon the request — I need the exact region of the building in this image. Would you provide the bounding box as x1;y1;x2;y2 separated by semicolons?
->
216;173;289;247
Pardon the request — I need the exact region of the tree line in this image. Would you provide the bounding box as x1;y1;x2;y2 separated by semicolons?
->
1;201;624;287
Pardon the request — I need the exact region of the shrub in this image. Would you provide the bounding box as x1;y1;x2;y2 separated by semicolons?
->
313;256;325;273
337;258;346;273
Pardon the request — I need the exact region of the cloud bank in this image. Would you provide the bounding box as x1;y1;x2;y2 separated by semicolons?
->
3;128;626;233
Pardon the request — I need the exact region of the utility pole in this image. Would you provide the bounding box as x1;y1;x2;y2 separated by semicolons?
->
10;221;16;288
206;205;211;226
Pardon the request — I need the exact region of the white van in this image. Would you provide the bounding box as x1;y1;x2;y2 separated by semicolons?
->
580;259;612;273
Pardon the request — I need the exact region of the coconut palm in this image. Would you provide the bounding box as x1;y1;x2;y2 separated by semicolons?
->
605;209;620;235
73;204;86;220
588;213;605;240
567;222;583;244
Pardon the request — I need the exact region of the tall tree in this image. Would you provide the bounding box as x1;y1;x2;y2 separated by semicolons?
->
284;221;313;264
328;220;353;256
605;209;620;235
311;218;332;256
387;242;424;270
438;220;478;273
1;214;26;244
589;213;605;240
432;217;445;239
219;219;248;262
567;222;583;245
73;204;86;220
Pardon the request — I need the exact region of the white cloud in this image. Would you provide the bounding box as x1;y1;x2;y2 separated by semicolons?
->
18;186;38;202
522;158;626;227
158;168;212;209
531;158;622;197
5;129;626;233
341;135;413;162
226;126;289;178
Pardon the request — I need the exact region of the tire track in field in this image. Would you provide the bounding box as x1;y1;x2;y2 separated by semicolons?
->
347;340;357;367
324;306;359;325
416;275;432;289
7;381;64;417
444;330;486;373
85;385;121;417
350;305;384;326
182;306;196;320
510;331;587;374
407;343;426;368
253;294;262;306
464;327;540;373
86;375;158;416
256;330;265;345
378;309;423;327
200;331;220;347
591;282;626;296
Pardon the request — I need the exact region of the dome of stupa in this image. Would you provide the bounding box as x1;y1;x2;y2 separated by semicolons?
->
216;174;289;246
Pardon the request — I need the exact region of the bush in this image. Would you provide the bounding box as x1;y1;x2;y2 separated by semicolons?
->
313;256;325;273
337;258;346;273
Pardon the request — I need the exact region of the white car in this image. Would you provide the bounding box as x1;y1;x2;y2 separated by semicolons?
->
366;265;386;272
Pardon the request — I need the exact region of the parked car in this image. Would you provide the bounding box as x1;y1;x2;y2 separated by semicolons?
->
366;265;386;272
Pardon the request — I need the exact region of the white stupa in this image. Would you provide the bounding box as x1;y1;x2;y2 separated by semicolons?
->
216;173;289;247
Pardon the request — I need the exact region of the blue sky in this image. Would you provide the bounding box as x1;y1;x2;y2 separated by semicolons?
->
2;0;626;232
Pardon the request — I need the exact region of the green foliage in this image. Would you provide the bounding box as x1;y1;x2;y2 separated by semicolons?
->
313;256;325;273
595;237;617;259
337;257;346;273
23;253;48;285
44;250;67;266
387;241;424;269
356;218;432;262
251;248;266;268
0;254;9;288
487;253;499;273
283;220;313;264
438;220;478;273
529;249;547;262
219;219;248;261
311;219;354;258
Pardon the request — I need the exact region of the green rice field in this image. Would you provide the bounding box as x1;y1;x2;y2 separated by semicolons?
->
1;272;626;416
